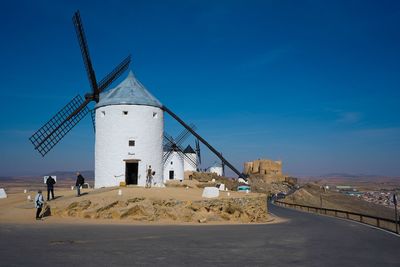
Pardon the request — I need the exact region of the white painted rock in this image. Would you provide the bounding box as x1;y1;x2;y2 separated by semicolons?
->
218;184;225;191
0;188;7;199
202;187;219;198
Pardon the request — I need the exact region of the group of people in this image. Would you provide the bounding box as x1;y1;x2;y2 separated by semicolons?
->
35;172;86;220
35;168;156;220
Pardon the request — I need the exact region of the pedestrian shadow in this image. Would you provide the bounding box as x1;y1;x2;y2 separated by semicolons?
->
41;204;51;218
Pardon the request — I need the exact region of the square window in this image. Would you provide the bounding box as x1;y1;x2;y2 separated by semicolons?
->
129;140;135;146
123;111;128;115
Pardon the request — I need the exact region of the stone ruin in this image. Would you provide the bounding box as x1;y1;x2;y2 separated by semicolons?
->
243;159;287;183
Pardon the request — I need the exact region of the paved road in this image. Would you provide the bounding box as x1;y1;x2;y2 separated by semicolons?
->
0;203;399;266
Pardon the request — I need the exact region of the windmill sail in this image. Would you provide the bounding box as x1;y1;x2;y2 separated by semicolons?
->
29;10;131;157
195;139;201;165
29;95;89;156
72;11;98;96
162;105;245;178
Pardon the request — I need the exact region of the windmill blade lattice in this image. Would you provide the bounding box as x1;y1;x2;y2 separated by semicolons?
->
174;124;196;145
29;10;131;157
163;124;196;150
29;95;90;156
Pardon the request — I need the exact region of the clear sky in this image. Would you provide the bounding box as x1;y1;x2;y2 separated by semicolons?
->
0;0;399;177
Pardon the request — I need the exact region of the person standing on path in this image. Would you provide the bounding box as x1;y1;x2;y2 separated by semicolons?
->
145;166;153;188
34;190;44;220
75;172;85;197
46;176;56;200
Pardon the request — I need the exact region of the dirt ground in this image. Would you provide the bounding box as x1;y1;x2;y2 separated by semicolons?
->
0;185;284;225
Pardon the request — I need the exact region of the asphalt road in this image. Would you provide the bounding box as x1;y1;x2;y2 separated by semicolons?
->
0;203;399;266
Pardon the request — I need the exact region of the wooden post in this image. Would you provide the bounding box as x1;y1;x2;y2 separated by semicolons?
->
320;194;323;208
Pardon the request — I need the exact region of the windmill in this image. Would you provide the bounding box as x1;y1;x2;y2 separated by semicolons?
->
30;11;247;188
161;106;246;178
29;10;131;156
163;126;198;181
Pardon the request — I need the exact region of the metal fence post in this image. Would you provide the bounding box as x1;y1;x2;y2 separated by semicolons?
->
394;194;398;234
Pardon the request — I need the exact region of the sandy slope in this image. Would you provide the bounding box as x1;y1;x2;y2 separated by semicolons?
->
0;186;284;225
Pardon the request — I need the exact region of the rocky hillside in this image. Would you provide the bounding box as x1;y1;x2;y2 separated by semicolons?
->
283;183;395;220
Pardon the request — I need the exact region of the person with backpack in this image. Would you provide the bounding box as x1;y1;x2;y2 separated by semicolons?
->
34;190;44;220
75;172;85;197
46;176;56;200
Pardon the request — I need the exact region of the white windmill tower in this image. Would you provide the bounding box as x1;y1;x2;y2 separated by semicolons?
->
95;71;164;188
183;145;197;172
163;150;184;182
30;11;248;188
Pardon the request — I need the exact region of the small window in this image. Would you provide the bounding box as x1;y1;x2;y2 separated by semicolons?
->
129;140;135;147
101;111;106;117
123;111;128;115
170;161;173;165
153;112;158;118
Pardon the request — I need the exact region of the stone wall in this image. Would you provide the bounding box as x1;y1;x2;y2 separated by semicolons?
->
243;159;287;184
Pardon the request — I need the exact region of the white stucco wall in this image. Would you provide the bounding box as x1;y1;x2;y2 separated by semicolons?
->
95;104;163;188
183;152;197;172
163;151;184;182
208;166;223;176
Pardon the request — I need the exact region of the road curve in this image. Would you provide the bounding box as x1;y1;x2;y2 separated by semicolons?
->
0;203;399;266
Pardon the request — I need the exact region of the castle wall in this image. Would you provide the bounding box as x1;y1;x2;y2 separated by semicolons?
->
243;159;286;183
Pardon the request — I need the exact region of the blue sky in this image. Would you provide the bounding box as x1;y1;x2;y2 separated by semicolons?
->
0;0;399;177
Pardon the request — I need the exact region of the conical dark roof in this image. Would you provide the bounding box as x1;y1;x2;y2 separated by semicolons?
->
183;145;196;154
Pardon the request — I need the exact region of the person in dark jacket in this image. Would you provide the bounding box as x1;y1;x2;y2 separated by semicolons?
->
46;176;56;200
75;172;85;197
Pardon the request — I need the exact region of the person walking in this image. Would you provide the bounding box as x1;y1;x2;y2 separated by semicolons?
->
34;190;44;220
75;172;85;197
46;176;56;200
145;166;153;188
